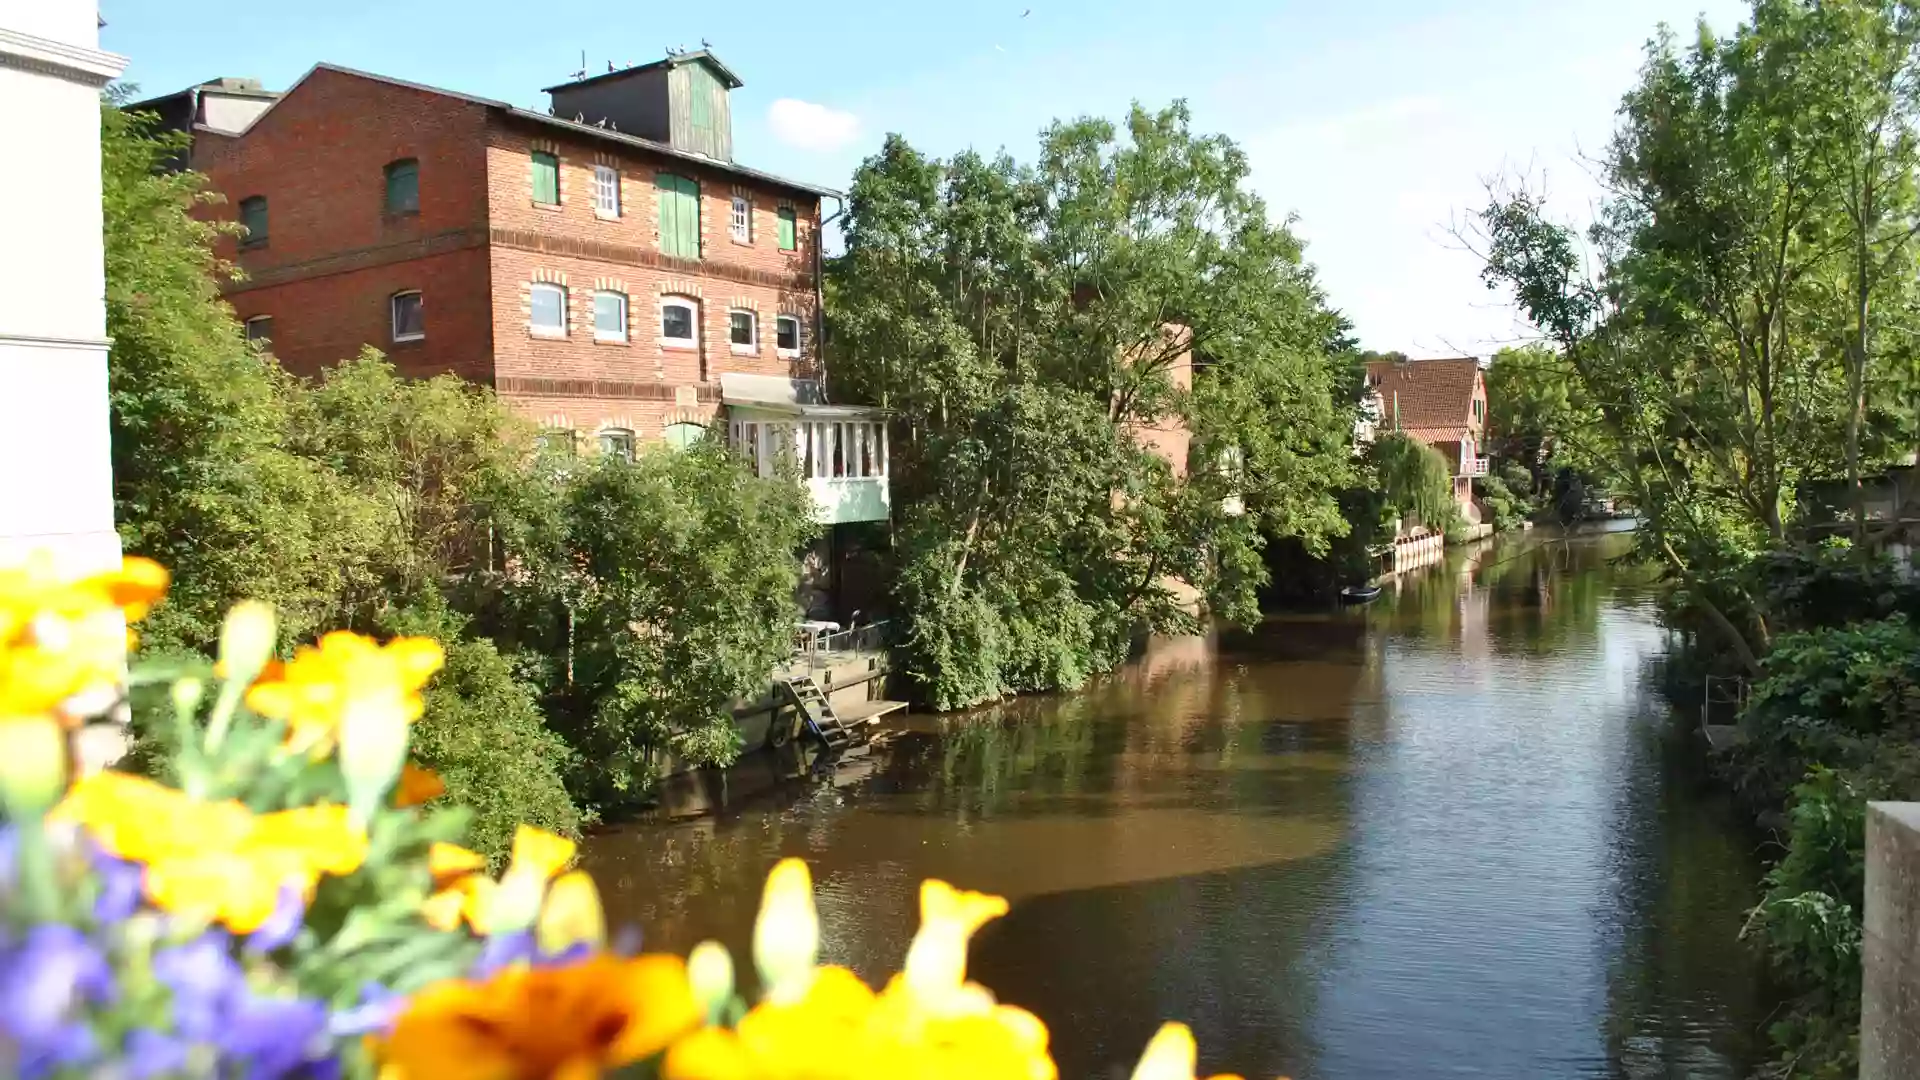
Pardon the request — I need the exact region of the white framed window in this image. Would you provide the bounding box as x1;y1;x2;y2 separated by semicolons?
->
598;428;636;462
244;315;273;343
775;314;801;356
530;283;568;337
593;165;620;217
730;195;751;243
661;297;697;348
594;291;628;341
390;291;424;342
729;309;757;354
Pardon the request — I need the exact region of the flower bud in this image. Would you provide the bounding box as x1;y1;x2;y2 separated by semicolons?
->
170;678;205;718
338;696;409;830
0;717;68;816
752;858;818;1004
217;602;277;686
688;940;735;1023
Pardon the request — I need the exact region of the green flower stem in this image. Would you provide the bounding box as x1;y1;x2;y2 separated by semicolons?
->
201;676;246;756
11;813;63;922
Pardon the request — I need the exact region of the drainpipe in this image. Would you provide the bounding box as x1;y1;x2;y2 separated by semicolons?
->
815;191;846;402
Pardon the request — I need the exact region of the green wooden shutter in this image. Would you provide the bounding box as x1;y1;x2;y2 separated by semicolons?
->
532;152;559;204
777;207;796;251
658;174;699;257
656;174;678;254
678;177;700;257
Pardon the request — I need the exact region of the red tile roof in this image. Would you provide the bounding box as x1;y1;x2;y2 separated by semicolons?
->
1366;357;1482;437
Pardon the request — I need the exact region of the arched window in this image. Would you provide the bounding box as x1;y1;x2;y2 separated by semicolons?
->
530;282;567;337
243;315;273;344
390;290;424;341
385;159;419;214
537;429;576;457
661;297;698;348
239;196;268;247
598;428;636;462
663;422;706;450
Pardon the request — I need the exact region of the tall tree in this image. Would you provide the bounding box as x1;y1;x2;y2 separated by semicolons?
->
829;106;1356;707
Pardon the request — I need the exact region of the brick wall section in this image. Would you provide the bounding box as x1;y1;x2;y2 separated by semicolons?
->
180;65;829;450
1127;323;1194;477
483;119;822;442
192;68;494;381
229;248;492;381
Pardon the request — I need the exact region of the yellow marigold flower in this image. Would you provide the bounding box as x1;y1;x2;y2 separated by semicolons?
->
380;953;701;1080
55;771;369;934
245;631;444;757
901;879;1009;1005
420;827;578;936
395;762;446;807
537;869;607;955
54;772;253;864
1128;1023;1245;1080
0;554;168;723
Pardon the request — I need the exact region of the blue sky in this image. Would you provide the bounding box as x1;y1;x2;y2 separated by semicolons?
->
104;0;1749;356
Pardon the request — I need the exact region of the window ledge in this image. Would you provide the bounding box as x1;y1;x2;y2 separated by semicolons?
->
531;202;562;212
239;239;268;251
594;210;621;221
594;335;630;346
777;349;801;359
661;340;698;351
530;328;569;339
731;345;758;356
392;333;426;344
384;209;421;221
731;236;752;246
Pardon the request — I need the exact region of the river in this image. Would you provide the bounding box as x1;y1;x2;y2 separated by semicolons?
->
579;527;1776;1079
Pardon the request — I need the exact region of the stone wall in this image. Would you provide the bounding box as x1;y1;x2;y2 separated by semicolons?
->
1864;802;1920;1080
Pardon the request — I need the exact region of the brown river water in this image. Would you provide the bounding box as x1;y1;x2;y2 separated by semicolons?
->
580;527;1776;1079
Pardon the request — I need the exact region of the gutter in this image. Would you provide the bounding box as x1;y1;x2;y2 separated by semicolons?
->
815;191;847;401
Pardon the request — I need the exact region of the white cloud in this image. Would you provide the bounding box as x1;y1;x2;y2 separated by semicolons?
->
767;98;862;152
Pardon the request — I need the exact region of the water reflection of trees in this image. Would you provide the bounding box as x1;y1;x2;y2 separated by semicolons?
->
1381;531;1643;657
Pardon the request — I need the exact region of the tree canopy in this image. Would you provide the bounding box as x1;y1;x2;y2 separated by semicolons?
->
827;103;1358;708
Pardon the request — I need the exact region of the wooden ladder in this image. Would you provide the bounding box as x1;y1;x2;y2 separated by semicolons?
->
781;675;857;752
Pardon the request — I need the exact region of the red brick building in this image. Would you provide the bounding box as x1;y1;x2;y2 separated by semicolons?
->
142;53;877;468
1363;355;1489;518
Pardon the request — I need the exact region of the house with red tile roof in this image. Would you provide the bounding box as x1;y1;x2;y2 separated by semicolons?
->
1363;356;1489;522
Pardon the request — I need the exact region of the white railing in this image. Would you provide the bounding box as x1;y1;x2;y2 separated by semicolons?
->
1462;455;1490;477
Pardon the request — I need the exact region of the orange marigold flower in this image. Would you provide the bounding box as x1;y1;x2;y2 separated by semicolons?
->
395;762;446;807
379;953;700;1080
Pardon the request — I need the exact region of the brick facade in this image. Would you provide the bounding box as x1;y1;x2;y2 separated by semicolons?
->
185;64;827;445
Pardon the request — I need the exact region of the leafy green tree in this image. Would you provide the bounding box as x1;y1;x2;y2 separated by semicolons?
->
1484;344;1578;485
506;445;814;814
828;106;1355;707
1367;433;1457;534
104;99;379;651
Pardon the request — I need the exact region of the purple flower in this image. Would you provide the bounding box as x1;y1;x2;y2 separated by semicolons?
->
0;925;112;1077
151;930;242;1042
91;848;146;924
326;983;404;1038
246;886;306;954
123;1028;191;1079
219;992;331;1080
470;929;536;978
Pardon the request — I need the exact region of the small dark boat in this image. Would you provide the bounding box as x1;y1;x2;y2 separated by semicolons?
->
1339;583;1382;605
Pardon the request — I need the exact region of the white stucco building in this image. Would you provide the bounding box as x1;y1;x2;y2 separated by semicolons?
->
0;1;126;574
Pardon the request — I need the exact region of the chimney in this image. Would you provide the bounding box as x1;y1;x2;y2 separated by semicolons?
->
543;50;742;161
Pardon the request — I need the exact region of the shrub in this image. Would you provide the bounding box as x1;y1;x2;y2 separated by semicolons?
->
384;604;580;863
